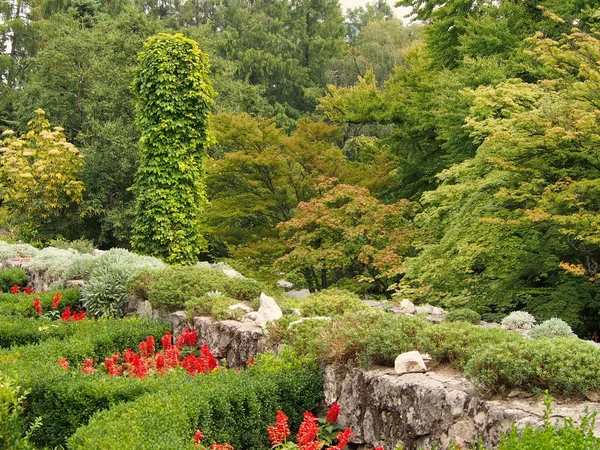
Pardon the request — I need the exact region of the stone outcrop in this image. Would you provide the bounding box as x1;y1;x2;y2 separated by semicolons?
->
1;258;56;292
324;365;600;450
190;316;268;368
394;351;427;375
256;293;283;327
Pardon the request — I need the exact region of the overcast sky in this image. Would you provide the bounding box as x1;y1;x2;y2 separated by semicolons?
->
338;0;413;22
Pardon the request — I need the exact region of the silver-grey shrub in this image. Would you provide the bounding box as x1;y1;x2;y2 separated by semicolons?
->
83;249;164;318
501;311;536;330
530;318;576;339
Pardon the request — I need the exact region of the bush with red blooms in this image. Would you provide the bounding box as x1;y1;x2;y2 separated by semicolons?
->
59;328;220;379
27;290;87;321
11;284;35;294
193;402;385;450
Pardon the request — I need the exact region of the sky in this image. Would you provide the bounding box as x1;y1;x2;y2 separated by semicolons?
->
338;0;413;22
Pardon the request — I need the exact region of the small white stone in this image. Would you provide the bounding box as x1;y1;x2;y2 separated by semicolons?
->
228;303;253;313
399;299;416;315
255;293;283;327
288;316;331;329
394;351;427;375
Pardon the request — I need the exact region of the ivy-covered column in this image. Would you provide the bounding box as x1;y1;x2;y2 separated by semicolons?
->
131;33;215;264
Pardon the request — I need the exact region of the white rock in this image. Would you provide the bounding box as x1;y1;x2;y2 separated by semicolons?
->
222;268;245;279
241;312;259;323
291;308;302;317
399;299;416;315
288;316;331;329
228;303;253;313
255;293;283;327
415;305;434;315
394;351;427;375
285;289;311;299
277;279;294;289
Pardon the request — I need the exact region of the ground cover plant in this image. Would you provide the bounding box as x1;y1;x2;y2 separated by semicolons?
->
270;308;600;398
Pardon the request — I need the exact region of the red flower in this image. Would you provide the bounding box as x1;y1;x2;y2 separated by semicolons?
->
329;428;354;450
161;331;173;350
200;344;218;371
194;429;204;447
176;328;198;348
33;298;43;315
373;447;384;450
297;411;322;449
248;357;255;366
58;358;69;370
11;285;19;294
267;410;290;446
104;354;121;376
24;286;33;294
326;402;340;424
72;310;87;321
210;444;234;450
61;306;71;322
139;335;155;358
82;358;96;374
52;292;62;309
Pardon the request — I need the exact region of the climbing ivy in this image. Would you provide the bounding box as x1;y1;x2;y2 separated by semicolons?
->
130;33;215;264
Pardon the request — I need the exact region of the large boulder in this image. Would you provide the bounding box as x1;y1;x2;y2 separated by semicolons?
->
255;293;282;327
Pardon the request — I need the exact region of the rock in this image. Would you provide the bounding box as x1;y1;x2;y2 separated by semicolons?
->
398;299;416;315
196;261;212;270
277;279;294;289
64;279;85;289
171;311;189;336
586;391;600;402
291;308;302;317
222;268;245;279
415;305;434;315
192;316;267;368
323;364;600;450
228;303;253;313
255;293;282;327
394;351;427;375
363;299;389;309
288;316;332;329
240;312;259;323
285;289;311;299
507;388;534;399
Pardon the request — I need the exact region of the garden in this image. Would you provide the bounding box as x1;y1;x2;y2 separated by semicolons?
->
0;241;600;449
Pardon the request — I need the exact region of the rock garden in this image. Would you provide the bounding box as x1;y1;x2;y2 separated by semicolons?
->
1;241;600;450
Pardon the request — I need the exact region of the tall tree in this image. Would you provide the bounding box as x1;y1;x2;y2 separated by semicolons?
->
131;33;215;264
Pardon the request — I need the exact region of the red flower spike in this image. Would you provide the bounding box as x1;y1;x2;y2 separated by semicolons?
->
58;358;69;370
11;285;19;294
330;428;354;450
176;328;198;348
52;292;62;309
200;344;218;371
209;444;234;450
373;447;384;450
248;357;255;366
161;331;173;350
326;402;340;424
82;358;96;374
297;411;321;447
61;306;71;322
267;410;290;446
33;298;43;315
24;286;33;294
194;429;204;447
72;310;87;321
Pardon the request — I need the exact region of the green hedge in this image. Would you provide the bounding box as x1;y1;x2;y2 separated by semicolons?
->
0;289;81;319
0;317;76;348
68;351;322;450
129;266;267;312
274;309;600;397
0;268;28;293
0;318;170;447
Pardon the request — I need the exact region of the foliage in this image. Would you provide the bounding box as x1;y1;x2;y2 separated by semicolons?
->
184;291;244;321
277;182;418;294
0;318;170;447
82;248;164;318
48;237;95;254
0;268;28;293
0;242;38;261
501;312;536;331
131;265;265;313
0;289;81;320
0;109;85;239
0;375;36;450
130;33;215;264
497;395;600;449
29;246;79;278
299;288;369;317
445;308;481;325
68;352;322;450
530;318;575;340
